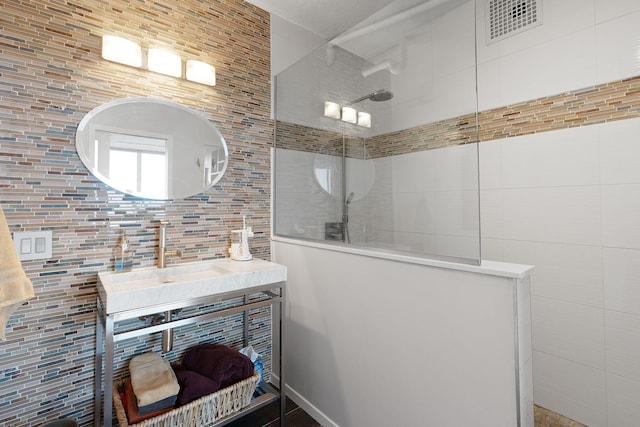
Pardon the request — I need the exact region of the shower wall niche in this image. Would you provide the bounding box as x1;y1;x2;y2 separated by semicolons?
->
274;0;480;264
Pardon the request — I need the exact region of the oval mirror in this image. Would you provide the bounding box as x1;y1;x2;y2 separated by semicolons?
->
76;98;228;200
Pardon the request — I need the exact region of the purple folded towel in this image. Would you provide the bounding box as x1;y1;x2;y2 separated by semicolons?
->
172;364;220;405
182;344;254;390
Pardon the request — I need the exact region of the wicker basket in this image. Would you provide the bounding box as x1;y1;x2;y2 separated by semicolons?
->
113;372;260;427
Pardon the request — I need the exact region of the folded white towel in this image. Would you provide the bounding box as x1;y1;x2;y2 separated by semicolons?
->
0;207;34;341
129;352;180;407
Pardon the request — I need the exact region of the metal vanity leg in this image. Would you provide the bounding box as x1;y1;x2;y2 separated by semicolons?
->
104;314;115;427
280;285;285;427
243;295;249;348
94;307;104;427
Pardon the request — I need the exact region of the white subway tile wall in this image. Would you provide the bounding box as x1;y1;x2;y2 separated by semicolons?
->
480;118;640;425
604;310;640;382
533;351;607;427
595;10;640;83
602;248;640;316
606;373;640;426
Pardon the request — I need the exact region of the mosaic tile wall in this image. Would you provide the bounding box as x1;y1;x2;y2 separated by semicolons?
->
0;1;272;426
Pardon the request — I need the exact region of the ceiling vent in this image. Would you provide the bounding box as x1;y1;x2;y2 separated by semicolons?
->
486;0;542;44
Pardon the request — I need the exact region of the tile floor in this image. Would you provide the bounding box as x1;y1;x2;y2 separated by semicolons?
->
225;396;320;427
225;398;581;427
534;405;587;427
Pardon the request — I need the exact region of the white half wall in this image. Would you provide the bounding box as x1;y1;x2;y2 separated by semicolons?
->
272;238;532;427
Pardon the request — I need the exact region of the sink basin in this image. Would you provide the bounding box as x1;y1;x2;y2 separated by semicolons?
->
97;258;286;314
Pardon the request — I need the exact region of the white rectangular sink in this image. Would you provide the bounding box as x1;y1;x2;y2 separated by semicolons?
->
97;258;286;314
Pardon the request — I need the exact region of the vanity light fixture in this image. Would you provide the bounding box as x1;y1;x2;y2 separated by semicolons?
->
102;35;142;68
101;35;216;86
324;101;341;119
186;60;216;86
148;49;182;77
357;112;371;128
341;106;358;124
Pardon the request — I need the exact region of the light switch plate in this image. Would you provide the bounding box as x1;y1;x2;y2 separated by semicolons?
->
13;231;53;261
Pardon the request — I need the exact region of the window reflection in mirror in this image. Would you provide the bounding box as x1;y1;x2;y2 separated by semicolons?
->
75;98;229;200
203;144;226;186
94;130;170;199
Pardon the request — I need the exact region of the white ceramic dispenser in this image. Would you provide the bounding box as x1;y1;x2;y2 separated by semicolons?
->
229;215;254;261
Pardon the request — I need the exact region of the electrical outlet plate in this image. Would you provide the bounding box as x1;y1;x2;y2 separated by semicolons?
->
13;231;52;261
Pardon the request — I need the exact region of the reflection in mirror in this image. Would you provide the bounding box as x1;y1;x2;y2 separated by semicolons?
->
97;130;170;199
76;98;228;200
312;138;374;203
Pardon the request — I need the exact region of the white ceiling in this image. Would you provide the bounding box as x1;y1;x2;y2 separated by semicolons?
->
245;0;469;61
244;0;395;40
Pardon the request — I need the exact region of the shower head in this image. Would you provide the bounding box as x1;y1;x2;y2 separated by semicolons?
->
347;89;394;105
368;89;394;102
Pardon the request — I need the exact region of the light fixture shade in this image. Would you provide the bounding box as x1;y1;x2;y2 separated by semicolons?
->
357;112;372;128
341;106;357;124
148;48;182;77
324;101;341;119
186;60;215;86
102;35;142;68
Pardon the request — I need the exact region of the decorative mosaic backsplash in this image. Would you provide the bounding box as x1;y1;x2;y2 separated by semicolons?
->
0;1;271;426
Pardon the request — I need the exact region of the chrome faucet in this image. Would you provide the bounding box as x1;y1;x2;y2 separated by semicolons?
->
158;220;181;268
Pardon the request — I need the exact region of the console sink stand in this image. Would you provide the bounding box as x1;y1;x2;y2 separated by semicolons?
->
93;280;285;427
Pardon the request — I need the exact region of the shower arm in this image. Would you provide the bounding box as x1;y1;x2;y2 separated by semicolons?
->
347;94;374;105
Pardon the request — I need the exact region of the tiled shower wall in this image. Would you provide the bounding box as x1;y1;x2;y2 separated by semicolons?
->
481;116;640;427
0;1;271;426
276;76;639;261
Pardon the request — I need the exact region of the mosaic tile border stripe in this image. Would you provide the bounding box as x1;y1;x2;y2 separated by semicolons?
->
277;75;640;158
367;75;640;157
477;76;640;141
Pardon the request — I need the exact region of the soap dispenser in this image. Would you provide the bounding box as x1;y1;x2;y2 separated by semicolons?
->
114;231;133;271
229;216;254;261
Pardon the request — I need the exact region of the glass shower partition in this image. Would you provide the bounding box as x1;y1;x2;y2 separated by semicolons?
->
274;0;480;264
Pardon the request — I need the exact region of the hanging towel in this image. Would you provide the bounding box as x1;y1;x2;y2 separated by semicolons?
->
0;207;35;341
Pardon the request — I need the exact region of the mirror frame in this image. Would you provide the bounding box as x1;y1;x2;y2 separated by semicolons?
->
75;97;229;200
